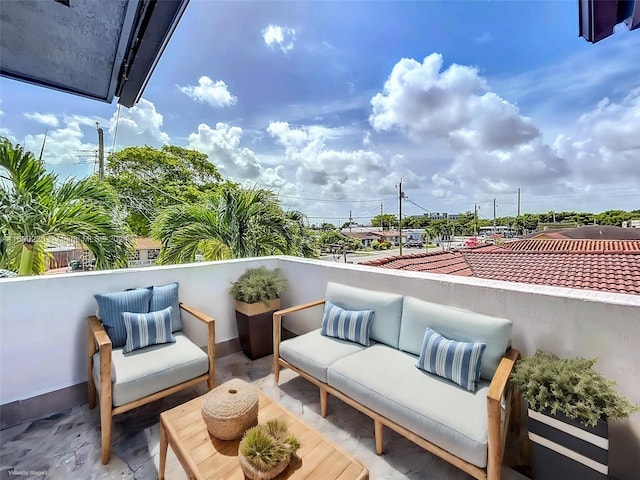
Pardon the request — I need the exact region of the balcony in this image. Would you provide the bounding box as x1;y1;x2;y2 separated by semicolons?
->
1;257;639;479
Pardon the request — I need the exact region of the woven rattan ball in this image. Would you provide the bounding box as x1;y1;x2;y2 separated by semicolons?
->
201;379;259;440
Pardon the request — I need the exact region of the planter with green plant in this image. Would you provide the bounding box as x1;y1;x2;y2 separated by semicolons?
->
238;419;300;480
230;267;288;359
510;350;638;480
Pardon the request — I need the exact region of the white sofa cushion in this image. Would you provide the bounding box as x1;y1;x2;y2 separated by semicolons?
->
327;344;491;468
279;329;365;383
93;333;209;407
326;282;404;348
398;296;511;380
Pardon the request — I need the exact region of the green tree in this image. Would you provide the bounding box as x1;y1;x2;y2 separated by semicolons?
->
106;145;223;236
318;230;361;251
319;222;335;231
422;226;435;245
0;138;133;275
371;214;398;229
151;185;315;263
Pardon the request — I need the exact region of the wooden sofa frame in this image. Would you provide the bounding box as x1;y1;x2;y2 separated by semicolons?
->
88;303;215;464
273;300;520;480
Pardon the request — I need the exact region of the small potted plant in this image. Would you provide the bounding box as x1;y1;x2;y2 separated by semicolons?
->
230;267;288;359
510;350;638;480
238;419;301;480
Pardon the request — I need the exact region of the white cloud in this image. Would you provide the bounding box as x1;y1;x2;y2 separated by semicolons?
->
23;112;59;128
24;120;96;168
178;76;237;108
187;122;261;179
263;25;296;53
267;121;423;208
109;98;170;149
370;53;568;198
553;88;640;184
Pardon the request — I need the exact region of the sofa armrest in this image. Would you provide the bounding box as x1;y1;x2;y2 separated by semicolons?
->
87;315;113;410
88;315;112;351
273;299;325;381
486;347;520;480
180;303;215;389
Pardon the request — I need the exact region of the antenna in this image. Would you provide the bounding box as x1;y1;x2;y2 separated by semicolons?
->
39;130;48;161
96;122;104;181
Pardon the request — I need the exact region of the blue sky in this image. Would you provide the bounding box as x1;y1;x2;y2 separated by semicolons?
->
1;1;639;226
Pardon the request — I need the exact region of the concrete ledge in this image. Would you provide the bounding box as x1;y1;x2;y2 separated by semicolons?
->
0;338;242;430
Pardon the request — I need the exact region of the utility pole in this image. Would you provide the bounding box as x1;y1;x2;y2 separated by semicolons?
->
96;122;105;181
474;203;479;236
380;202;383;229
517;188;521;217
397;179;403;256
349;210;353;232
493;198;497;233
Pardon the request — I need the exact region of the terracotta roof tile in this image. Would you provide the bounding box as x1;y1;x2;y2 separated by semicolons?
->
361;250;473;276
504;239;640;253
361;240;640;295
134;237;161;250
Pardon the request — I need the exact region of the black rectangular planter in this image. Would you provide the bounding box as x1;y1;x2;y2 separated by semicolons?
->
528;409;609;480
236;309;276;360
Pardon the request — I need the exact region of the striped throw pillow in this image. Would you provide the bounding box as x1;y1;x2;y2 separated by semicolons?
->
149;282;182;332
95;288;152;348
122;306;176;353
416;327;487;392
321;300;374;346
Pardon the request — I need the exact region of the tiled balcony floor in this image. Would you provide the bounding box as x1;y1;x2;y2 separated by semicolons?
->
1;352;529;480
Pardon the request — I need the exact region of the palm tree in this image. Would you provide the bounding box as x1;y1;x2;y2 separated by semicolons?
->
0;138;133;275
152;185;316;263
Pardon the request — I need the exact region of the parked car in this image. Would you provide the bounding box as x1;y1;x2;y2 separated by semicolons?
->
404;241;424;248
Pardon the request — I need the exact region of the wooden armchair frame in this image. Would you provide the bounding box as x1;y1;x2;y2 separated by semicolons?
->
88;302;215;464
273;300;520;480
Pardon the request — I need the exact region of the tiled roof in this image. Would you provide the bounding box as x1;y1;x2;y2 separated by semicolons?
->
345;232;378;240
528;225;640;240
504;239;640;253
362;241;640;295
361;248;497;276
463;251;640;295
134;237;161;250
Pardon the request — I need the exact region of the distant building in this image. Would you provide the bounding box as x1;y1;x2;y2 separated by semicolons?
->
528;225;640;240
371;230;408;246
426;212;459;221
130;237;161;267
537;222;578;231
344;231;379;248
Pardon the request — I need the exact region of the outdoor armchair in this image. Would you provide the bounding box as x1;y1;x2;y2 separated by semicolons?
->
87;286;215;465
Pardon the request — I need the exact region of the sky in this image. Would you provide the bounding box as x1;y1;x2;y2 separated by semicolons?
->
1;0;639;227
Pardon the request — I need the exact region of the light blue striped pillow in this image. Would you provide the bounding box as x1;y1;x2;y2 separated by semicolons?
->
95;288;152;348
321;300;374;346
149;282;182;332
416;328;487;392
122;306;176;353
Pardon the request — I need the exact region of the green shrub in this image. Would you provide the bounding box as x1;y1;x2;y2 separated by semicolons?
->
230;267;288;305
510;351;638;427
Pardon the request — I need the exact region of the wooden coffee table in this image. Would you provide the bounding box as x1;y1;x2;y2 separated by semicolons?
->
159;386;368;480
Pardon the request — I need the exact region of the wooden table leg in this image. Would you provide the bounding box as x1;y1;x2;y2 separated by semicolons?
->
159;416;168;480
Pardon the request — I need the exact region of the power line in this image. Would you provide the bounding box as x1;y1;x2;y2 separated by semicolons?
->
277;193;397;203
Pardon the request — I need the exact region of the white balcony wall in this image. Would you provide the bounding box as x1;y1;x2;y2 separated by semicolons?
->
1;256;639;478
0;257;279;405
276;257;640;480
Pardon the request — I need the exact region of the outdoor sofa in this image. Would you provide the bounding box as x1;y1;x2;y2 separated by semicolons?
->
273;282;520;480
